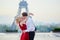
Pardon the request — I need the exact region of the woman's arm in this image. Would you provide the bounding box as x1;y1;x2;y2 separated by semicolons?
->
20;17;27;24
29;13;34;16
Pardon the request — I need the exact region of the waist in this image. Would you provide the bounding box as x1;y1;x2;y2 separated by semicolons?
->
29;31;35;32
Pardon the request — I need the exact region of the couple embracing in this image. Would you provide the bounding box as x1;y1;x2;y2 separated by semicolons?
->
16;12;35;40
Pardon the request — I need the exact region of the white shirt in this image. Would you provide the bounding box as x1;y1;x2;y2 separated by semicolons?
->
25;16;35;32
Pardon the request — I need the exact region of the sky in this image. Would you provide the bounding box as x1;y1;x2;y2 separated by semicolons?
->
0;0;60;25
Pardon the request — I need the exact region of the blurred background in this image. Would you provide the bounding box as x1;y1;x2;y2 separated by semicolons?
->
0;0;60;33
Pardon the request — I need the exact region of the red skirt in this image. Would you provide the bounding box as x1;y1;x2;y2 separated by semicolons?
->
20;32;29;40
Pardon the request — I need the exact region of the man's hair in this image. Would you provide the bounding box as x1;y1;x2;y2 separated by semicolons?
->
22;12;28;16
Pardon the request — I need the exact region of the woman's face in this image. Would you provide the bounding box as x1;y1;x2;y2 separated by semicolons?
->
22;16;27;19
19;17;25;22
19;17;23;22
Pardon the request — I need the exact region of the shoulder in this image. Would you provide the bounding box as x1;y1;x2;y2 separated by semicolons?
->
27;16;32;19
26;16;33;23
27;16;32;20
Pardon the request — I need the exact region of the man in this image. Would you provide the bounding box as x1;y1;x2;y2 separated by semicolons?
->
22;12;35;40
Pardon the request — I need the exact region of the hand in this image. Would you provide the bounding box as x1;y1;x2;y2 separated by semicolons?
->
29;13;34;16
22;30;25;33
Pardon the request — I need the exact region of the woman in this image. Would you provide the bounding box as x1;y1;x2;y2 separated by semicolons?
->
16;16;29;40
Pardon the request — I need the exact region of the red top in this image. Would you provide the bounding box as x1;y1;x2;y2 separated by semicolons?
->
19;23;27;31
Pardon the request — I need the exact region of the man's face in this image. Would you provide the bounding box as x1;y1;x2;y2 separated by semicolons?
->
22;16;27;19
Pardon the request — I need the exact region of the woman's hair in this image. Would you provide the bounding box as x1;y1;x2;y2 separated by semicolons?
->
16;16;27;23
16;17;21;23
22;12;28;16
